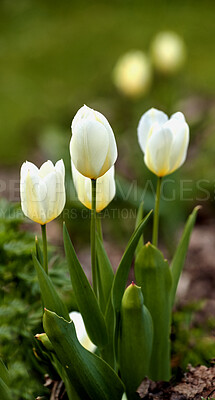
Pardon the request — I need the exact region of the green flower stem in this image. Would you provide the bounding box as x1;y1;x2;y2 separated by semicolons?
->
96;215;103;241
41;224;48;274
152;177;162;247
91;179;97;295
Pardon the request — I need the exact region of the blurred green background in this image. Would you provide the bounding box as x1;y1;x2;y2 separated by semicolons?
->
1;1;215;398
0;0;214;161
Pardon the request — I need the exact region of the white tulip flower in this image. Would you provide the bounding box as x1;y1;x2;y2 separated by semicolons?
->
69;311;96;353
72;163;116;212
151;31;186;74
113;51;152;98
20;160;66;224
70;105;117;179
138;108;189;177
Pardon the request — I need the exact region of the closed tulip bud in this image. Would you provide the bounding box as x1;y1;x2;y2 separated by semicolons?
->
72;162;115;212
151;31;186;75
69;311;96;353
113;51;152;98
35;333;54;351
118;283;153;396
20;160;66;224
70;105;117;179
137;108;189;177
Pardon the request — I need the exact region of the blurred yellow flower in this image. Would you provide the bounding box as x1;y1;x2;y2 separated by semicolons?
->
113;51;152;98
151;31;186;74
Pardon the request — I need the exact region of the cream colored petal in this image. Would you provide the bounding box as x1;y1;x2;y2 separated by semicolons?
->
55;159;65;178
55;170;66;217
39;160;55;178
71;104;96;132
22;172;48;224
69;311;96;353
70;119;109;179
43;171;58;222
145;126;173;176
72;163;115;212
20;161;38;181
168;114;189;173
96;166;116;212
72;163;91;209
94;109;118;173
137;108;168;153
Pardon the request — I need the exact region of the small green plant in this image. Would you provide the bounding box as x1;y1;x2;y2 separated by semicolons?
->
0;199;74;399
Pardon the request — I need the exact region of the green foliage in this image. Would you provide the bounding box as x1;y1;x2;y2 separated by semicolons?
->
33;254;70;321
63;223;108;348
118;284;153;398
170;206;200;306
0;200;73;399
172;302;215;371
135;243;172;381
43;309;124;400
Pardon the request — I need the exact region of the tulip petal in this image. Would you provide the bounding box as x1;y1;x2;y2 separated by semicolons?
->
55;159;65;177
20;161;38;180
71;105;117;179
69;311;97;353
71;120;109;179
20;159;66;224
165;113;189;173
145;126;173;176
94;110;118;170
71;104;95;132
138;108;168;153
24;172;47;224
39;160;55;178
72;163;115;212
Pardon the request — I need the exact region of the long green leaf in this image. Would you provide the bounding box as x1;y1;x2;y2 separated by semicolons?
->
135;201;144;257
43;309;124;400
33;254;70;321
112;210;152;313
96;233;114;314
170;206;199;307
100;296;116;369
0;359;9;386
0;378;12;400
135;243;172;381
63;223;108;348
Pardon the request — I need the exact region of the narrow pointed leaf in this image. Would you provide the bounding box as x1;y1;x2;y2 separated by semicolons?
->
35;236;43;266
33;254;70;321
63;223;108;348
0;378;12;400
0;359;9;386
112;210;152;313
96;233;114;313
43;309;124;400
100;296;116;369
170;206;199;307
135;243;172;381
135;201;144;257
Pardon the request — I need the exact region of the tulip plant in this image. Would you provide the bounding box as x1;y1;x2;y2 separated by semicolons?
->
15;105;198;399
